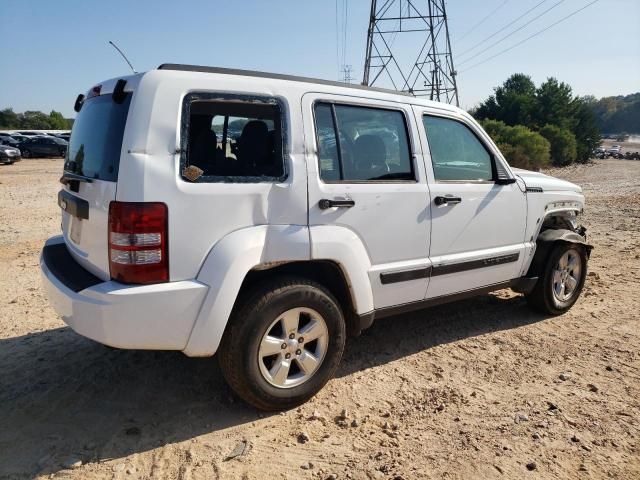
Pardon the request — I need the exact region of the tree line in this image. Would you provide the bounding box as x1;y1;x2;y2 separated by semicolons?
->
0;108;74;130
471;74;601;170
585;93;640;134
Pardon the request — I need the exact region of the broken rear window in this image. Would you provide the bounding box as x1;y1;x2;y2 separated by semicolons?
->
182;95;286;182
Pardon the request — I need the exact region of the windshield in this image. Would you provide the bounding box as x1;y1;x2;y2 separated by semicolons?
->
64;93;132;181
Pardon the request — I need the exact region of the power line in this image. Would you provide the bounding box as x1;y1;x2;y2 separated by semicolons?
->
457;0;566;66
461;0;601;72
342;0;349;67
457;0;550;58
335;0;340;73
457;0;511;42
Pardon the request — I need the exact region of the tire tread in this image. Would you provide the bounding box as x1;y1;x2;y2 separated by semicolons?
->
218;275;345;411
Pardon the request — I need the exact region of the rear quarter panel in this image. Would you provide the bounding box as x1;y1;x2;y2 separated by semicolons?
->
114;70;310;281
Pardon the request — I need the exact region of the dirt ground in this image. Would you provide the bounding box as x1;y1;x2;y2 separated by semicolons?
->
1;159;639;480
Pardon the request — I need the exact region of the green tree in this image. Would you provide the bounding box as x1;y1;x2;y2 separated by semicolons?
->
572;97;602;162
0;108;19;128
540;124;577;166
473;75;605;166
535;78;576;130
474;73;537;126
481;119;550;170
588;92;640;133
48;110;69;129
19;111;52;129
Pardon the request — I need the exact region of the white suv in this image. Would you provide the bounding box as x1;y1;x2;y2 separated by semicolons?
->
41;65;591;410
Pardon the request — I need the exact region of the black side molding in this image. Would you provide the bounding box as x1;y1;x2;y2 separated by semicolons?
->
431;253;519;277
378;253;520;285
58;190;89;220
42;243;102;293
380;267;431;285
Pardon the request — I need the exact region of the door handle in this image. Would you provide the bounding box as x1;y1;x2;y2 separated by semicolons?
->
434;195;462;206
319;198;355;210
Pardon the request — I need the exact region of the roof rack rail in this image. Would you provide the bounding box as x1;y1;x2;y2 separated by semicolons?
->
157;63;412;97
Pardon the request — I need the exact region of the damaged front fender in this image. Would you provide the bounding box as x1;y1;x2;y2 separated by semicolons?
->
526;228;593;279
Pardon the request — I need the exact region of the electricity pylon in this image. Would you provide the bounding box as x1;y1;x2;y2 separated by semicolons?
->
363;0;459;106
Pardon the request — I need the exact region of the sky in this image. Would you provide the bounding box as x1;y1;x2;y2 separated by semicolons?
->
0;0;638;117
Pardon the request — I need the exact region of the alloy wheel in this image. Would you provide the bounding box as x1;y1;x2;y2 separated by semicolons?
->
258;307;329;389
552;249;583;302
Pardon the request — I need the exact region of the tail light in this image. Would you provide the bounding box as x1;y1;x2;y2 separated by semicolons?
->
108;202;168;284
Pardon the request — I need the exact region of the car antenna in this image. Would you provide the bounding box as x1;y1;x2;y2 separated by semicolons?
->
108;40;137;74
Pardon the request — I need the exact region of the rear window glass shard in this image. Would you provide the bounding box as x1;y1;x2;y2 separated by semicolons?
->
182;95;286;182
65;93;132;182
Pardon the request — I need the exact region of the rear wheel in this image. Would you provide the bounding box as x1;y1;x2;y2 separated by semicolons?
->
218;276;346;411
526;243;588;315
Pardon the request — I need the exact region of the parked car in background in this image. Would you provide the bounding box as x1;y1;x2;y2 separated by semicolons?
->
16;130;50;137
52;133;71;142
606;145;621;154
0;144;22;164
0;136;22;148
9;133;29;143
18;136;68;158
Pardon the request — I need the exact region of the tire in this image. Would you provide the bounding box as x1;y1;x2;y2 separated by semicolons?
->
218;276;346;411
22;149;31;158
526;242;588;315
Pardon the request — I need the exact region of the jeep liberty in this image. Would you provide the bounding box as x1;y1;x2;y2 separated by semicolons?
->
41;65;591;410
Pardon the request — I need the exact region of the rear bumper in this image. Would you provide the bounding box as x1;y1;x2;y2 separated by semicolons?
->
40;236;208;351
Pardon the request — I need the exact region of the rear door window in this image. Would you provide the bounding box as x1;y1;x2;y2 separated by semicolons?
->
64;93;132;182
314;102;414;182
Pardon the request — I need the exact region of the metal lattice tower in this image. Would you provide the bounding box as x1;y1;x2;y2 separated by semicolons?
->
363;0;459;105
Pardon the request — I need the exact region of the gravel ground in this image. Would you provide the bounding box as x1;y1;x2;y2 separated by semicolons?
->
1;159;639;479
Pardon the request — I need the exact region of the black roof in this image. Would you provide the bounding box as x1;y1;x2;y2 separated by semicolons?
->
157;64;412;97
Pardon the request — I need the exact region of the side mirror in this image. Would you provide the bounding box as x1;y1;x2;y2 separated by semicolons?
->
495;177;516;185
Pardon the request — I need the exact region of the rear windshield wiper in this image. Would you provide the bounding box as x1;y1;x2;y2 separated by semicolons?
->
60;172;93;185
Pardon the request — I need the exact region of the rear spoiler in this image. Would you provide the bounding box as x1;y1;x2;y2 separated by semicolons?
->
73;79;127;113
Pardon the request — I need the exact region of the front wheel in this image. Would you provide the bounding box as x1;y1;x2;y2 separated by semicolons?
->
22;149;31;158
218;276;346;411
526;243;588;315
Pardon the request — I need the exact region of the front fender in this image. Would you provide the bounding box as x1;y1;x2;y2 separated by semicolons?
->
526;228;593;278
183;225;310;357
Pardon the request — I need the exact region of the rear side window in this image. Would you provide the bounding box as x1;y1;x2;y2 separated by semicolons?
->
64;93;132;182
423;115;494;182
181;94;286;182
315;102;413;182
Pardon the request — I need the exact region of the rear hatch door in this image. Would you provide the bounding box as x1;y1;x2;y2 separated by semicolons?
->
60;86;133;281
